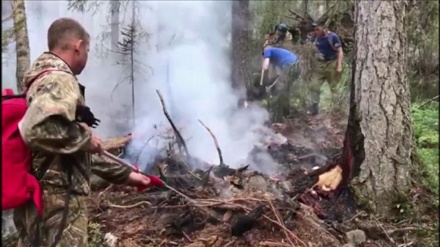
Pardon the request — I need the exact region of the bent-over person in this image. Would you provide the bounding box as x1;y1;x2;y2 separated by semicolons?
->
261;40;300;121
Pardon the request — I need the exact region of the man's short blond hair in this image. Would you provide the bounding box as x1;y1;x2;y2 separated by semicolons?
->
47;18;90;51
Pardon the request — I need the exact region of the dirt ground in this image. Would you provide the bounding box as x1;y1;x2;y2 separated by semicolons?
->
84;112;347;247
3;111;437;247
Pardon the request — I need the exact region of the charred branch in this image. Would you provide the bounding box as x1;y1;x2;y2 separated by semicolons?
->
156;89;190;159
231;204;266;237
198;119;224;165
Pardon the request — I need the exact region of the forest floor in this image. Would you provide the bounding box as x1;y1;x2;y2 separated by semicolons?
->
2;110;438;247
83;110;438;247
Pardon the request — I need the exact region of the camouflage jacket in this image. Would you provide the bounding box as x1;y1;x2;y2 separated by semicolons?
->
20;52;132;195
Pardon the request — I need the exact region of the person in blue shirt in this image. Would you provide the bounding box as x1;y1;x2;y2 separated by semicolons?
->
308;23;345;115
262;42;299;71
259;40;300;121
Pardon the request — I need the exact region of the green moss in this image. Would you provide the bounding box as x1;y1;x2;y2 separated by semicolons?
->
405;102;439;247
412;102;439;195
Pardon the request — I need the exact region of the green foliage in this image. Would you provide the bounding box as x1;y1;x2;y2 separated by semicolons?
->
256;1;291;38
412;102;439;194
88;222;104;246
407;1;439;100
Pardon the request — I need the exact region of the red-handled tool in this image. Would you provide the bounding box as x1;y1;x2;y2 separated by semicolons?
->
133;163;164;192
102;151;164;192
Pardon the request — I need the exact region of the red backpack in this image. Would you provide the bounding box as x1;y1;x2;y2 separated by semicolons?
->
1;70;58;216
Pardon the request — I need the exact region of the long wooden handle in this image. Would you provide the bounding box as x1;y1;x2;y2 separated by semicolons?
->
102;151;136;170
259;69;265;86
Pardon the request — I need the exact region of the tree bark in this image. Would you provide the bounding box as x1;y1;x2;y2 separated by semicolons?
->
231;0;252;98
344;0;413;216
11;0;30;93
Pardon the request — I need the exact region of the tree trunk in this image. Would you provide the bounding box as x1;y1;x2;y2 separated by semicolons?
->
11;0;30;93
110;0;120;52
344;0;413;216
302;0;309;15
231;0;251;98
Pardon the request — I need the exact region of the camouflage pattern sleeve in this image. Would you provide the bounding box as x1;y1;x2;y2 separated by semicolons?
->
20;71;92;154
91;155;132;184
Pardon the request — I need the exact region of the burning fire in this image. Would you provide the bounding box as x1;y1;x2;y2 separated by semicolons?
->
313;165;343;191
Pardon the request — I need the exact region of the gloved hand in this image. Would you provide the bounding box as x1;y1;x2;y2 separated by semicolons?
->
76;105;100;128
133;164;165;192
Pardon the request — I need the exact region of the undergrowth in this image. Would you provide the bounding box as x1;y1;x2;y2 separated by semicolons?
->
407;101;439;247
88;222;104;247
411;101;439;195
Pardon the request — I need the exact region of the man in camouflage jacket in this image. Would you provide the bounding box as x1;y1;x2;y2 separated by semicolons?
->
13;18;151;247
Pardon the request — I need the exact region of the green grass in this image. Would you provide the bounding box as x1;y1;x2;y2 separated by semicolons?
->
412;102;439;194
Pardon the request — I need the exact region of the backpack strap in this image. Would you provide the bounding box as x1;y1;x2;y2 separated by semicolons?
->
30;155;56;247
31;155;75;247
49;155;74;247
1;94;26;101
2;69;61;102
23;69;62;95
32;156;56;181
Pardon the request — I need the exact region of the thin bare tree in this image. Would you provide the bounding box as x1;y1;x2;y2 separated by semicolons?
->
11;0;30;92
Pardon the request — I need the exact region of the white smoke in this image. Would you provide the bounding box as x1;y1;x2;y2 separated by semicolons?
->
128;1;279;172
1;0;280;174
2;1;133;138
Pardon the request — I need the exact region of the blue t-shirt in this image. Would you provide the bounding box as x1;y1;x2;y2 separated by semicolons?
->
314;32;342;61
263;47;299;69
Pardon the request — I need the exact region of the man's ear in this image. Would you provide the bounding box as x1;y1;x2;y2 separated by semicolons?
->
74;39;84;52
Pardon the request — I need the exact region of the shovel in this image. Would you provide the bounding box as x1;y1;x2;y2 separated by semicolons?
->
265;75;281;94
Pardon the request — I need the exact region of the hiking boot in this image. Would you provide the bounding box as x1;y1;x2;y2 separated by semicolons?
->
307;102;319;115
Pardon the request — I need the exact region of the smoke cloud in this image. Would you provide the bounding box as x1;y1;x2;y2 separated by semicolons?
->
1;0;281;174
129;1;280;173
2;1;137;138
